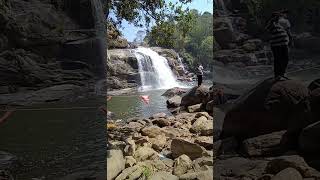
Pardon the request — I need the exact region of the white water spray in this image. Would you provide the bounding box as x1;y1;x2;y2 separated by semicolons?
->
134;47;182;91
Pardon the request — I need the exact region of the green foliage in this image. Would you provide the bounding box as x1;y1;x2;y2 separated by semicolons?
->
145;10;214;68
142;166;152;179
199;36;214;64
107;0;193;28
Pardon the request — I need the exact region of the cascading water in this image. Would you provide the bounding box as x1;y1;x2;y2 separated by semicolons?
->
177;55;187;74
134;47;181;91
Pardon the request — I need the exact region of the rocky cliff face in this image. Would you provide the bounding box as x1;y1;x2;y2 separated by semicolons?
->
0;0;106;104
106;47;187;91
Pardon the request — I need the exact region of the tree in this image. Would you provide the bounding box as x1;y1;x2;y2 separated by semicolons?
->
106;0;193;28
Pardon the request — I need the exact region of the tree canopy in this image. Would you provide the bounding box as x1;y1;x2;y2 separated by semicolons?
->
145;10;214;68
106;0;193;28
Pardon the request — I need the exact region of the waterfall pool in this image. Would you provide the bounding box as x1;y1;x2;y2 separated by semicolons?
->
0;99;106;179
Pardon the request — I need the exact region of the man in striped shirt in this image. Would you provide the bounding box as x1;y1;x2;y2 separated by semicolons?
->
266;10;293;81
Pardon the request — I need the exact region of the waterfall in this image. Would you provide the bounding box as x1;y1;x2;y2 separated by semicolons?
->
134;47;181;91
177;55;187;74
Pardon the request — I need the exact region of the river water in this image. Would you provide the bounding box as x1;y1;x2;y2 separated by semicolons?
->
0;98;106;180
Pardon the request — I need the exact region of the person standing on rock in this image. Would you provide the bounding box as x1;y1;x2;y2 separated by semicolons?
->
196;64;204;86
266;10;293;81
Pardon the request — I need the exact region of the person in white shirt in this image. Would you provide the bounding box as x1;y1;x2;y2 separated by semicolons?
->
196;64;204;86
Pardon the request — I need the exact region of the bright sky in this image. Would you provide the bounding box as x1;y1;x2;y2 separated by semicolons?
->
110;0;214;42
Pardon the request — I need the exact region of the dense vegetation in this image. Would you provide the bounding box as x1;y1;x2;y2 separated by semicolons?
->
245;0;320;35
145;9;214;69
106;0;192;28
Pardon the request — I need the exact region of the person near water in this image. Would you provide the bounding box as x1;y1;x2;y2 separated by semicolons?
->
265;9;293;81
196;64;204;86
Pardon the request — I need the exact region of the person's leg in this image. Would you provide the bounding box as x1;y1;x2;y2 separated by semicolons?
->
280;45;289;77
199;75;203;86
272;46;281;77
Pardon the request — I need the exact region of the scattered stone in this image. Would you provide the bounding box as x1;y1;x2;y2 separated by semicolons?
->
152;112;167;119
124;139;136;156
125;156;136;168
134;136;150;146
137;120;146;126
134;147;159;162
114;163;145;180
162;158;174;168
150;135;167;151
162;127;191;138
171;138;206;160
141;126;163;138
187;104;202;113
107;150;125;180
190;116;213;136
127;122;143;131
271;168;303;180
152;118;171;127
173;154;193;176
179;169;213;180
194;136;213;150
195;112;211;119
242;131;286;157
150;171;179;180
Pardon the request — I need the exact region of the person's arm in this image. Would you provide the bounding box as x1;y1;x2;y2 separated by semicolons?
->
287;29;294;47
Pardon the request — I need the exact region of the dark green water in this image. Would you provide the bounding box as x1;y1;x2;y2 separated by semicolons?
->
107;89;171;120
0;99;106;180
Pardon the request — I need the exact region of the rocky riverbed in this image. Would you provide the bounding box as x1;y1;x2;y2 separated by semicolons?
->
107;77;320;180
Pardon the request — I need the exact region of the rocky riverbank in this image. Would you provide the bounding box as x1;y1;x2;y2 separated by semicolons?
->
107;77;320;180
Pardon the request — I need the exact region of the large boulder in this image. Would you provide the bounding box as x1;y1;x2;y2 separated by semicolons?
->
299;121;320;156
271;168;303;180
309;79;320;121
171;139;206;160
221;78;311;141
173;154;193;176
167;95;182;108
162;87;187;98
180;86;210;107
214;157;268;179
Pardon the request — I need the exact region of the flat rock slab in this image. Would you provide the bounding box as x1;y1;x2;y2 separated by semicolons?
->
242;131;286;157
